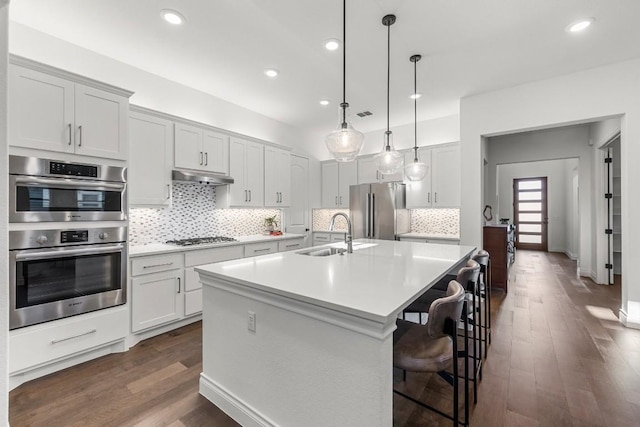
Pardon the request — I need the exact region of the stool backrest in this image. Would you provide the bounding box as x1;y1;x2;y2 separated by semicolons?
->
426;280;465;338
472;251;489;269
456;260;480;292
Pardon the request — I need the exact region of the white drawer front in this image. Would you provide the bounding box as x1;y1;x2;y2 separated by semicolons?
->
331;233;346;242
313;233;331;243
244;242;278;257
10;307;127;374
185;289;203;316
184;245;244;267
278;238;304;252
131;253;183;276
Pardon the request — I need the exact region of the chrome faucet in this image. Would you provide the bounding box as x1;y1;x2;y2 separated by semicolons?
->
329;212;353;254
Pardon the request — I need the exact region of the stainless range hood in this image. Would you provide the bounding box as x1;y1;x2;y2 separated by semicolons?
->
172;170;234;185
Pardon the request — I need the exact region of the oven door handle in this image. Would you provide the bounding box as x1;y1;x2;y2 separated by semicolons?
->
15;245;124;261
14;176;125;191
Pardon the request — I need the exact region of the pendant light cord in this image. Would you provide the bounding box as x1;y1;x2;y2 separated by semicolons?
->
414;57;418;161
340;0;347;126
386;20;390;135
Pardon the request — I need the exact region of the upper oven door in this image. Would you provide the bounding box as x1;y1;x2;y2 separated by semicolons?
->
9;175;127;222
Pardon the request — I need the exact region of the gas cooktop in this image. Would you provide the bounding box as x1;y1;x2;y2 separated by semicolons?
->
166;236;238;246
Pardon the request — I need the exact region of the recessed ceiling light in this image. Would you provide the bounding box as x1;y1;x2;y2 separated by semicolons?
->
409;93;422;100
264;68;279;78
320;99;330;106
567;17;595;33
324;39;341;51
161;9;185;25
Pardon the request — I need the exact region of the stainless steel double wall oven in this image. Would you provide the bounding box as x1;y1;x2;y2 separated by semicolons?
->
8;155;128;329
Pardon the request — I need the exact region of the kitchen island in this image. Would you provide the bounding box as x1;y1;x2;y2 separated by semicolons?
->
196;239;476;427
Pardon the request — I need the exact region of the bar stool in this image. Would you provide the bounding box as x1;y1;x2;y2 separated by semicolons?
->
394;280;469;426
472;250;491;357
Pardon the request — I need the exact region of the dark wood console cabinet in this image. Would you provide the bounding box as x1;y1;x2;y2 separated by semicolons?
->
483;225;515;292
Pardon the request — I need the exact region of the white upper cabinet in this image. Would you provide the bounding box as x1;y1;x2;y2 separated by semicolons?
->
357;156;403;183
404;143;460;208
174;122;229;174
431;144;460;208
321;161;357;208
8;60;131;160
219;137;264;207
129;109;173;206
264;146;291;207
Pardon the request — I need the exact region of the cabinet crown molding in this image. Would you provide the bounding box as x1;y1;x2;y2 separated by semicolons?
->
10;54;134;98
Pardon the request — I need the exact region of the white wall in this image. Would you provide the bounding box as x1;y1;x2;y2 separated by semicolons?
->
460;57;640;328
485;125;592;274
1;2;9;424
565;164;579;260
8;23;313;157
495;158;578;254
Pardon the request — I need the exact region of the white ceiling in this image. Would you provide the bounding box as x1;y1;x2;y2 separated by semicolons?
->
9;0;640;143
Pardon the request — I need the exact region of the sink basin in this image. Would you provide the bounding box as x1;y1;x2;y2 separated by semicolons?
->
296;247;346;257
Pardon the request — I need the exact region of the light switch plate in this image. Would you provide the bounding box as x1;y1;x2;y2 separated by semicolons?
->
248;311;256;332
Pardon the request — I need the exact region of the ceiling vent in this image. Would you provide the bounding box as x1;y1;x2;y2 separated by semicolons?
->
356;111;373;118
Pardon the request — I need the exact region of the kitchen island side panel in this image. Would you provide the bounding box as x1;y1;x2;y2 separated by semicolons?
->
199;277;393;427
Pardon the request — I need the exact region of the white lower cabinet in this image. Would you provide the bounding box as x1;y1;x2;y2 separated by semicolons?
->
245;241;278;257
9;306;127;375
278;238;304;252
131;253;185;333
313;232;346;246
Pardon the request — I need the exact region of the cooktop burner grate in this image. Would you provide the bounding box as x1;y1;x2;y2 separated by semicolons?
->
166;236;238;246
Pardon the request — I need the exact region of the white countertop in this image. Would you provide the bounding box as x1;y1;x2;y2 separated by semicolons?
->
196;239;476;324
129;233;306;257
398;232;460;240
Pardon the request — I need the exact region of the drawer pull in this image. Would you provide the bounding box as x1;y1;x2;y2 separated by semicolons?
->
254;248;272;252
143;262;173;269
51;329;97;344
285;244;299;248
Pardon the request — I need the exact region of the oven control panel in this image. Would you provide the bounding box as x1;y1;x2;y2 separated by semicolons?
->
49;161;98;178
60;230;89;243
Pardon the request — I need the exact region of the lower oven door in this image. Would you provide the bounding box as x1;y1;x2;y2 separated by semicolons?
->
9;242;126;330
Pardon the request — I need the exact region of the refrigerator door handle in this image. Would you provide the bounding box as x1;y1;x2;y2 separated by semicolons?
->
370;193;375;238
365;193;371;238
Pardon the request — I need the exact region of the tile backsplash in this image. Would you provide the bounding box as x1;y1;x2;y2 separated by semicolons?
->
312;208;459;236
129;183;280;245
410;209;459;236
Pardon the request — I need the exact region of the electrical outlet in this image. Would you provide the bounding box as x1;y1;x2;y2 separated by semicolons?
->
248;311;256;332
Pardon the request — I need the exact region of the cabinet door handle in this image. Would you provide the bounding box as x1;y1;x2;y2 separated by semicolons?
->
177;277;181;293
244;190;248;202
166;184;171;200
339;196;342;205
376;171;379;180
51;329;97;344
78;125;83;146
200;152;203;165
67;123;72;145
428;192;430;203
335;196;338;206
435;192;437;203
248;190;252;202
143;262;173;269
205;152;208;166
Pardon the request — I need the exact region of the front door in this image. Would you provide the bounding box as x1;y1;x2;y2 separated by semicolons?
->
513;177;548;251
285;154;310;246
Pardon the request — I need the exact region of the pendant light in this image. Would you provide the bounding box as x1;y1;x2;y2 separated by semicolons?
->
325;0;364;162
374;14;403;175
404;54;428;181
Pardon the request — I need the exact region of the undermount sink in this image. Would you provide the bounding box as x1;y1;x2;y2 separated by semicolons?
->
296;247;346;257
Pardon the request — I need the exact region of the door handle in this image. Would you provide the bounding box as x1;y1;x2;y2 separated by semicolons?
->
205;152;208;166
177;277;181;293
434;192;437;204
166;184;171;200
78;125;83;147
427;192;430;203
245;190;248;202
200;152;203;165
248;190;251;202
335;196;338;206
67;123;72;145
339;196;342;205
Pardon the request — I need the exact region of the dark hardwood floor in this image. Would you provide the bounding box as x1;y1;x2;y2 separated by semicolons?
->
10;251;640;426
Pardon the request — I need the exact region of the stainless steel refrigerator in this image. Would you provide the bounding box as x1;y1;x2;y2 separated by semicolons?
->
349;182;410;240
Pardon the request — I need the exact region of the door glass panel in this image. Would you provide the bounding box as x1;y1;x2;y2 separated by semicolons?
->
518;180;542;190
518;202;542;211
519;234;542;244
518;224;542;233
518;191;541;201
519;213;542;222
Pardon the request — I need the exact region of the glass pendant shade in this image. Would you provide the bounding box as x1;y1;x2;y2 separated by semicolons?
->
404;151;428;181
325;103;364;162
374;131;403;175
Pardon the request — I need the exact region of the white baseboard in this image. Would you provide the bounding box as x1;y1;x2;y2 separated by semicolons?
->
619;309;640;329
564;250;578;261
199;373;276;427
127;315;201;348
